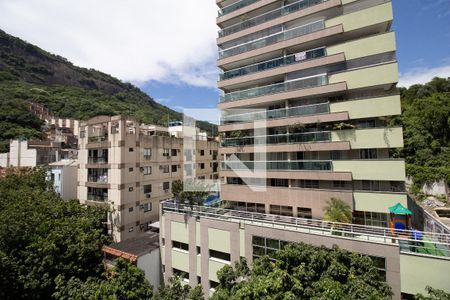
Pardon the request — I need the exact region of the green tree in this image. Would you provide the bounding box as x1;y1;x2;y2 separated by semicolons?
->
53;259;154;300
0;168;110;299
171;179;212;205
323;197;352;223
211;243;392;300
153;276;204;300
416;286;450;300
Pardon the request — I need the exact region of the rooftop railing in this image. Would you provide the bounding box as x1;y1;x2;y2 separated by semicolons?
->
220;47;326;81
218;0;260;17
162;201;450;258
221;131;331;147
219;0;326;37
221;102;329;124
222;160;332;171
219;20;325;59
220;74;328;102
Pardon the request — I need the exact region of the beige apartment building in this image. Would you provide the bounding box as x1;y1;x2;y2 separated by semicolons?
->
159;0;450;298
78;115;218;242
218;0;406;227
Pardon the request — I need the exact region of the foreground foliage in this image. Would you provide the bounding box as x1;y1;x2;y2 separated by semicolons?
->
211;243;392;300
53;259;154;300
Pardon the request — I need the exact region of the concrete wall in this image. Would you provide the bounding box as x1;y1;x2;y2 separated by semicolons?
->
138;249;162;289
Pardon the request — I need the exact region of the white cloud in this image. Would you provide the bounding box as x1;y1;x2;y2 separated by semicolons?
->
399;64;450;87
0;0;219;88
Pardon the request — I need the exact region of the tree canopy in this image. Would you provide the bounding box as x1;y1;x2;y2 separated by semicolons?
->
211;243;392;300
393;77;450;189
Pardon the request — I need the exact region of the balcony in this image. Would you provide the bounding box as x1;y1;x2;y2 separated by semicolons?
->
220;74;327;103
88;157;108;164
221;131;331;147
162;201;450;258
222;160;332;171
219;20;324;59
88;135;108;143
333;160;406;181
331;127;404;149
220;47;325;81
219;0;327;37
88;174;108;183
221;102;329;124
218;0;259;17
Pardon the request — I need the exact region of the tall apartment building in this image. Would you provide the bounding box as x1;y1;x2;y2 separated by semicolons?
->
160;0;450;298
218;0;406;227
78;115;218;242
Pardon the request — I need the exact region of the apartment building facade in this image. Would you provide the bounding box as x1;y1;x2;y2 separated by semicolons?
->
78;115;218;242
158;0;450;299
218;0;406;227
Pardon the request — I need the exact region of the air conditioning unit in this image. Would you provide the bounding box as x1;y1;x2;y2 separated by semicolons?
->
140;204;145;209
140;167;144;172
164;189;169;193
145;193;151;198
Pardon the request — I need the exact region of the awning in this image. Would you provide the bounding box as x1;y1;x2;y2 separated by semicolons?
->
389;202;412;215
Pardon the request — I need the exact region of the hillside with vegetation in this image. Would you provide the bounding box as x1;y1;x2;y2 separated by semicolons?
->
392;77;450;192
0;29;215;151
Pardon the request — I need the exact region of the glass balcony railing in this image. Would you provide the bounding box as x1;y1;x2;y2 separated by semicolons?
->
221;131;331;147
222;160;332;171
221;102;329;124
87;194;108;202
220;47;326;80
88;157;108;164
219;20;324;59
88;175;108;183
220;74;328;103
219;0;326;37
88;135;108;143
218;0;260;17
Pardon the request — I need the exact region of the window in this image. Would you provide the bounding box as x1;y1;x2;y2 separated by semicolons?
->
353;211;388;227
252;236;289;260
163;148;170;156
171;165;177;172
270;205;293;216
197;276;202;284
333;181;348;189
197;246;201;255
163;182;170;191
143;166;152;175
297;207;312;219
294;180;319;189
361;180;380;191
360;149;377;159
270;178;288;187
200;150;205;156
129;207;133;212
172;241;189;251
210;281;219;289
128;187;134;192
358;120;376;128
143;203;152;212
129;167;134;172
331;151;343;160
200;163;205;169
209;249;230;261
171;149;177;156
162;165;169;173
129;147;134;152
369;256;387;281
144;148;152;159
143;184;152;194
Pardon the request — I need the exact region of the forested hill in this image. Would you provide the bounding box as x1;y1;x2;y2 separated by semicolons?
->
392;77;450;190
0;29;215;151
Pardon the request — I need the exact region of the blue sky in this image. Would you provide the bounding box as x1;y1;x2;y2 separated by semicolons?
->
0;0;449;118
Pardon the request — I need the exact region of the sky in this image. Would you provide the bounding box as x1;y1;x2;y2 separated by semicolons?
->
0;0;449;116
